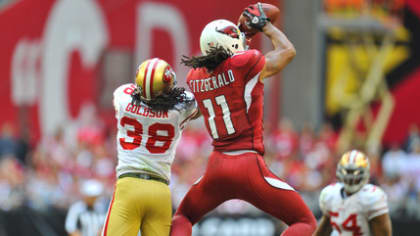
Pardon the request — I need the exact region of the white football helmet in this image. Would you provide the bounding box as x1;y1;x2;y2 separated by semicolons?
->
200;19;246;55
336;150;370;194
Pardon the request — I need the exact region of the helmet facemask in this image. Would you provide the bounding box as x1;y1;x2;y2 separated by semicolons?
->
336;150;370;194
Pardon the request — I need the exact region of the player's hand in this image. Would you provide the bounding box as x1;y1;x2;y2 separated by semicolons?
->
242;2;269;31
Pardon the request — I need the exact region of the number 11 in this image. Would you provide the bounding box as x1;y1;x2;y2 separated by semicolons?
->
203;95;235;139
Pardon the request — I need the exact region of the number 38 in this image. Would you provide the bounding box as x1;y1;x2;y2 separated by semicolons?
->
119;116;174;154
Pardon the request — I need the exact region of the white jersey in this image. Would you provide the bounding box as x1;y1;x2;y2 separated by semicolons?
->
319;183;389;236
113;83;198;181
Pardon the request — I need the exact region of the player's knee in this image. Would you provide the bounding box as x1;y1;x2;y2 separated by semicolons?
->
290;207;317;233
284;214;316;236
170;214;193;236
172;213;191;225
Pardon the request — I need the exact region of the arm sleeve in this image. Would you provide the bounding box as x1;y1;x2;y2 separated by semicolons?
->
365;187;389;220
65;202;83;233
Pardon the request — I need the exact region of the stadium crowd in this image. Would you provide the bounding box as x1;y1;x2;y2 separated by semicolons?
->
1;104;420;221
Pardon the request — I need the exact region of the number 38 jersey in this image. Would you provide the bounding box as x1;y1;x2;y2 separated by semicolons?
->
186;49;266;154
319;183;389;236
113;83;198;181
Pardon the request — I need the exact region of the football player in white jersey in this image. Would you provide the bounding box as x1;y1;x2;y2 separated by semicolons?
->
102;58;198;236
314;150;392;236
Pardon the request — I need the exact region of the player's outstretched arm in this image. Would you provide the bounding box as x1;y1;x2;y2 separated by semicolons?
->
369;213;392;236
259;22;296;81
313;215;332;236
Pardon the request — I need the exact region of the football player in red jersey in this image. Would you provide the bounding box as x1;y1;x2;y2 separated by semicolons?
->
170;4;316;236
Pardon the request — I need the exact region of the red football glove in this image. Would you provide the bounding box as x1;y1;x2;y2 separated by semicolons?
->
242;2;269;31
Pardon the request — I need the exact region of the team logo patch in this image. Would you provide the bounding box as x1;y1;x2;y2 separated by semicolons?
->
216;26;240;39
163;67;175;83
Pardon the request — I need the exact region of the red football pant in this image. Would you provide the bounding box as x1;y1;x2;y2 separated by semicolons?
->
170;151;316;236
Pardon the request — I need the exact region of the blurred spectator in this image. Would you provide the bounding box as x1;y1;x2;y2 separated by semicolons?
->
0;123;19;160
404;123;420;153
40;127;73;171
382;143;406;179
76;104;106;148
405;181;420;220
366;149;382;184
91;145;115;184
298;123;316;157
304;141;331;171
407;142;420;192
0;156;25;210
268;118;298;161
317;122;338;151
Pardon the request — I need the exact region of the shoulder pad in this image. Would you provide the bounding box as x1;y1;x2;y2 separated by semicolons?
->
320;183;339;202
230;49;263;68
359;184;389;219
113;83;135;115
186;69;195;81
113;83;136;98
359;184;387;206
186;68;204;81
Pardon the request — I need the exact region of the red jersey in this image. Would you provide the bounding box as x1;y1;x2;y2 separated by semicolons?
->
186;49;266;154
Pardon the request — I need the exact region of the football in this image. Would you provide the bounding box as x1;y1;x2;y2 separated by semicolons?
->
238;3;280;38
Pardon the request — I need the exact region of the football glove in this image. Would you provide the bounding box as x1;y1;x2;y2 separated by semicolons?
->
242;2;269;31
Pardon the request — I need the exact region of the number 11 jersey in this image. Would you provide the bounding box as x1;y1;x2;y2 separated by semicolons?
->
186;49;266;154
113;83;198;181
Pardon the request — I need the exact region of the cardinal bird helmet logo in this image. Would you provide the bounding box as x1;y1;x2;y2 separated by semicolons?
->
216;25;240;39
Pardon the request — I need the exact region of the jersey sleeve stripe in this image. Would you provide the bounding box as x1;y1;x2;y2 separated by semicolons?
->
244;52;263;81
244;72;260;112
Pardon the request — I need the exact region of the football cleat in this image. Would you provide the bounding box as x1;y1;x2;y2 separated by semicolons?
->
199;19;246;55
135;58;176;101
336;150;370;194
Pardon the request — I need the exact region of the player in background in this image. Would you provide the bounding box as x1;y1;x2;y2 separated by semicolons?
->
314;150;392;236
170;3;316;236
102;58;198;236
66;179;106;236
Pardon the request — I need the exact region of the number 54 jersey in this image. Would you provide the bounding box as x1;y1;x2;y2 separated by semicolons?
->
319;183;389;236
113;83;198;182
